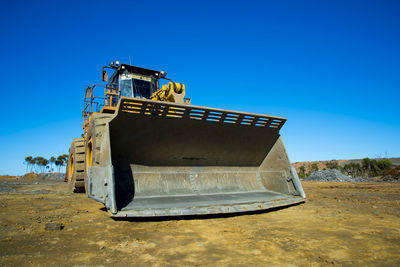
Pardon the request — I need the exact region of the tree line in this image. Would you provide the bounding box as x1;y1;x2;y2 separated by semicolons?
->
24;155;68;173
298;158;394;178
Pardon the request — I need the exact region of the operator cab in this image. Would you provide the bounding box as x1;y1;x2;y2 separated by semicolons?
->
104;63;164;100
119;73;155;99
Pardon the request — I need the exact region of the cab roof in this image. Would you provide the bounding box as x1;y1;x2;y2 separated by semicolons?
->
116;64;161;78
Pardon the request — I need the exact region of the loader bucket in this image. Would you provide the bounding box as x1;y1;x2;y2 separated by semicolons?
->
87;97;305;217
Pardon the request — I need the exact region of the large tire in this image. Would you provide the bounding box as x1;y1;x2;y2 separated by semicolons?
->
67;138;86;193
84;114;114;193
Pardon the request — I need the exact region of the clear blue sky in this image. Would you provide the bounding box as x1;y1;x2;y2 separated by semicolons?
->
1;0;399;175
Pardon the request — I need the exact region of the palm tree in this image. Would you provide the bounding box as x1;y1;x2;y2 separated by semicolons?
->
36;157;44;173
55;159;62;172
24;156;32;173
61;154;68;169
56;154;69;172
39;158;49;173
49;156;56;172
56;154;68;172
31;157;39;173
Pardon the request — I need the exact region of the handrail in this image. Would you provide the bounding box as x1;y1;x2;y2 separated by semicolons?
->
83;84;120;123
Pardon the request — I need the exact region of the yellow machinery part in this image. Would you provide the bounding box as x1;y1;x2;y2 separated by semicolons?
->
151;82;186;104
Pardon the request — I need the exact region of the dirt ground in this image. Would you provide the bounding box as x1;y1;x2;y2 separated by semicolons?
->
1;178;399;266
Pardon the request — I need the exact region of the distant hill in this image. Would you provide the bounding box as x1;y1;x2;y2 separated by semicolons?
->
292;157;400;173
343;157;400;166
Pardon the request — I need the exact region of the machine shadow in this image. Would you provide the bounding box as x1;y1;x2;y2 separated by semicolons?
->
113;164;135;210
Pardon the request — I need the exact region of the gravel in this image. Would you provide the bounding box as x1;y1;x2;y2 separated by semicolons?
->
37;173;66;181
381;174;400;183
305;169;359;182
20;172;66;181
302;169;400;183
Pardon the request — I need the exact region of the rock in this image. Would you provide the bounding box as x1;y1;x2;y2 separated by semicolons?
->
38;173;66;181
44;223;64;231
21;172;38;180
380;174;399;182
304;169;367;182
20;172;66;181
305;169;355;182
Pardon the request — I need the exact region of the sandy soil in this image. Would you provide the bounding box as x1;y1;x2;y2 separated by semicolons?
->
1;178;399;266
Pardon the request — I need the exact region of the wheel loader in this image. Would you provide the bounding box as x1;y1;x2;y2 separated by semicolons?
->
66;61;305;217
